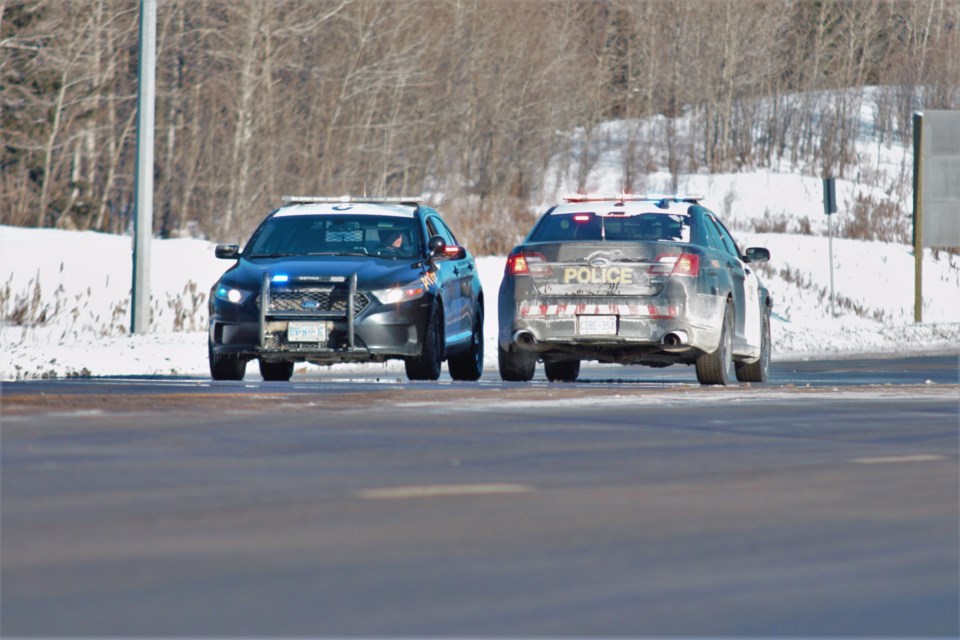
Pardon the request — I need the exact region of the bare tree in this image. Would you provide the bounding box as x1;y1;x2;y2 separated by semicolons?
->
1;0;957;253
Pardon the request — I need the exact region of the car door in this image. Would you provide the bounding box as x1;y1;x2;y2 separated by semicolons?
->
694;210;731;326
426;215;471;347
709;214;760;352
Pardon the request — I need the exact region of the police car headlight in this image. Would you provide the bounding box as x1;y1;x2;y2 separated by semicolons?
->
372;282;425;304
214;285;250;304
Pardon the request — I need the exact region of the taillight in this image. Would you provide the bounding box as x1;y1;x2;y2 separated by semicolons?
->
506;251;550;276
650;253;700;277
506;251;529;275
671;253;700;276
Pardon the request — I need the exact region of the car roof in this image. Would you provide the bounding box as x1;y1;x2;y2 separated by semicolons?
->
273;201;417;219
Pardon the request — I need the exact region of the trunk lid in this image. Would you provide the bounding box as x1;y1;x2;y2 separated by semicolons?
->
519;241;689;297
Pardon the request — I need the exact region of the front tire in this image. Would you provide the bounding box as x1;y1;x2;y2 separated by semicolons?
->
544;359;580;382
209;343;246;381
498;344;536;381
448;307;484;381
696;302;735;386
736;309;770;383
259;359;294;382
405;305;443;381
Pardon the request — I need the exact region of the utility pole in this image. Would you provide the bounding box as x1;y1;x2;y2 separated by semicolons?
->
913;112;923;323
131;0;156;334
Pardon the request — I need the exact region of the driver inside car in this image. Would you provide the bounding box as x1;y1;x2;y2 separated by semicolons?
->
378;230;407;256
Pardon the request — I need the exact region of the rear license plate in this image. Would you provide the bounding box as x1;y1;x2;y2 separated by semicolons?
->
288;321;326;343
577;315;617;335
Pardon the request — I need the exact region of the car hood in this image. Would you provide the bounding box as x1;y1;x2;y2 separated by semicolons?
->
219;255;426;291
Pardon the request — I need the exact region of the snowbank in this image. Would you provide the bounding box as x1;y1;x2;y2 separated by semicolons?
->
2;226;957;380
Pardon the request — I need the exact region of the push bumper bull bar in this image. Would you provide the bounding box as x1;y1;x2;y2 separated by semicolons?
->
257;271;365;354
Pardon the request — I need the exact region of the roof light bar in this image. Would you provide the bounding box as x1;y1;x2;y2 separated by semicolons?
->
561;193;703;204
281;195;422;205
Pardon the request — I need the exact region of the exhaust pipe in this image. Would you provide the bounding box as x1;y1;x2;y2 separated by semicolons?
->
513;330;537;347
660;330;690;351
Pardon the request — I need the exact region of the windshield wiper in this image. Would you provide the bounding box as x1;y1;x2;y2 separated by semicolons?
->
251;249;374;258
248;252;295;258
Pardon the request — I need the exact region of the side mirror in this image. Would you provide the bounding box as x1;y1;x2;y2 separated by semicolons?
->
428;235;467;262
215;244;240;259
428;235;446;256
744;247;770;264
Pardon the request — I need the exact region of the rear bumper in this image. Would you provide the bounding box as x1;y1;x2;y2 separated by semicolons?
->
498;278;725;363
505;312;717;348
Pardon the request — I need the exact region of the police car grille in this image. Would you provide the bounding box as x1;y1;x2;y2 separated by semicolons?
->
268;288;370;313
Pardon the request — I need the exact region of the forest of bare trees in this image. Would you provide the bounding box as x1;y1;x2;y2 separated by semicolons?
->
2;0;958;253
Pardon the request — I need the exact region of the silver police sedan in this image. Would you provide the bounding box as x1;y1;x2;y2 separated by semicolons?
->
497;194;772;385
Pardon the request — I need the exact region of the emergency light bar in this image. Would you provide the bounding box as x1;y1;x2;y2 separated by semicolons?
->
561;193;703;204
282;195;422;205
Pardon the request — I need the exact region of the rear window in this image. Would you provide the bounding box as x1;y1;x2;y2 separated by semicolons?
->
530;212;690;243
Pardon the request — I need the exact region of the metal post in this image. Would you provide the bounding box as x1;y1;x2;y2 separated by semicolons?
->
823;177;837;318
259;272;270;347
913;112;924;324
348;273;357;350
828;212;835;318
131;0;156;334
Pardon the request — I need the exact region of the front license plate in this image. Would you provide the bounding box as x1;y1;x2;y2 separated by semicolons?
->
288;321;326;343
577;315;617;335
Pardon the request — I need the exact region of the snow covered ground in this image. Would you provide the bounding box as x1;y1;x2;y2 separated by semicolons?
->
1;219;957;380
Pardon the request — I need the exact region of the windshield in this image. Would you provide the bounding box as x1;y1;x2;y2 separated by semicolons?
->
245;215;422;259
530;212;690;243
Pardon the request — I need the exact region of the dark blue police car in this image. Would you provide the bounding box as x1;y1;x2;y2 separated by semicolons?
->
209;196;483;382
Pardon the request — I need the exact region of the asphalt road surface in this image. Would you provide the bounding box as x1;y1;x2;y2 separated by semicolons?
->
2;355;958;636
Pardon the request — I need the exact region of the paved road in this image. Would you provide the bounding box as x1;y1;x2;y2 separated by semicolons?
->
2;356;958;636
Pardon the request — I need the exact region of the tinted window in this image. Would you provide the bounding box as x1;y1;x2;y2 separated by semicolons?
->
708;215;740;257
700;215;726;252
529;212;689;243
427;216;456;245
605;214;688;242
531;213;602;241
434;217;460;245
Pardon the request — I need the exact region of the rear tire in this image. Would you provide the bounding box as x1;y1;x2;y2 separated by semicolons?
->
544;359;580;382
209;343;246;381
498;344;536;381
736;309;770;383
448;307;484;381
405;305;443;381
259;359;294;382
696;302;735;386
